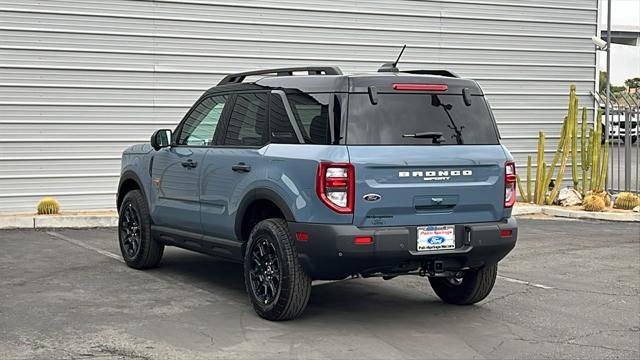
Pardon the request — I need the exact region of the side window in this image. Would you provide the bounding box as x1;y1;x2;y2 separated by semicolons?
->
287;93;331;145
269;94;299;144
223;93;268;146
177;95;227;146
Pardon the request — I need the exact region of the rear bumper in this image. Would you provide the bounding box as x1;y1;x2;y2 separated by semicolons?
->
288;217;517;280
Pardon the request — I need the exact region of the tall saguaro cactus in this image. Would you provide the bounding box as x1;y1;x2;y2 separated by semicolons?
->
518;85;611;205
580;107;590;194
526;154;532;202
570;89;580;191
534;131;545;204
590;109;603;192
543;116;568;196
547;96;576;204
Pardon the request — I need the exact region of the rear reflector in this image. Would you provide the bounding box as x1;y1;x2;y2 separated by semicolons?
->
354;236;373;245
296;232;309;241
500;229;513;238
392;83;448;91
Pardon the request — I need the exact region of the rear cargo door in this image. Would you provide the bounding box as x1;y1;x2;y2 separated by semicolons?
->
346;92;508;227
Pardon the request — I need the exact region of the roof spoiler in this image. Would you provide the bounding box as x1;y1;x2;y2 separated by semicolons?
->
402;70;460;78
218;66;343;85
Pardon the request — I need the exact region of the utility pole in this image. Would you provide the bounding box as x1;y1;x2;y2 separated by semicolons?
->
604;0;611;190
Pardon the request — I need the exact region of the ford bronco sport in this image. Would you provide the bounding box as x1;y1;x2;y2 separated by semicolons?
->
117;65;517;320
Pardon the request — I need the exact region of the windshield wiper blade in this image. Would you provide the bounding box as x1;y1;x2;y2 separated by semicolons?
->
402;131;445;143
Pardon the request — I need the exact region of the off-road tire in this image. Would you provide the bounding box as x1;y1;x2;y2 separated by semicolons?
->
244;218;312;321
118;190;164;269
429;264;497;305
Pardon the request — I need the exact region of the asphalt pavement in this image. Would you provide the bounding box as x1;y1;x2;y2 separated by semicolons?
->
1;218;639;359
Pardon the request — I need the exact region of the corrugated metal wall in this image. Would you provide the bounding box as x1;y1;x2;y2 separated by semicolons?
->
0;0;599;212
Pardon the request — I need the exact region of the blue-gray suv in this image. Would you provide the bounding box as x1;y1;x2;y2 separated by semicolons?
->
117;65;518;320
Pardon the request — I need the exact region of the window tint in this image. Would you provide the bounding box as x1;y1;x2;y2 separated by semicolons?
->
223;93;268;146
282;93;332;145
177;95;227;146
346;94;499;145
269;94;299;144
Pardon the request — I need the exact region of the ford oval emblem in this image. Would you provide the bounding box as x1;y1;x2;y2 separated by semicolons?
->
427;236;446;245
363;193;381;202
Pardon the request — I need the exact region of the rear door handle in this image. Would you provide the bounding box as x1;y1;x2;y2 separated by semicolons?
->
231;162;251;172
181;159;198;168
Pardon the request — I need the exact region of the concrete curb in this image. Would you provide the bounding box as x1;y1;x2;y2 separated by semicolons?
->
0;205;638;230
0;214;117;230
513;204;640;222
512;205;543;216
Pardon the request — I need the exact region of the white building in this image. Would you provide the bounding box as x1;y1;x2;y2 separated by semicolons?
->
0;0;599;212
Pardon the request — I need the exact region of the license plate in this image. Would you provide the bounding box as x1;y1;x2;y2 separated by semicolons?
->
417;225;455;251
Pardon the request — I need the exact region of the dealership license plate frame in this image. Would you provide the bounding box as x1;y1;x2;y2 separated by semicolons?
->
416;225;456;251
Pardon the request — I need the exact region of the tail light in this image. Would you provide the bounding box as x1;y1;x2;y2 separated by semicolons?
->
316;162;354;214
504;161;516;208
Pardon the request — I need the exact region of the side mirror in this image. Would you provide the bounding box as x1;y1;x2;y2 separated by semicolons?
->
151;129;172;150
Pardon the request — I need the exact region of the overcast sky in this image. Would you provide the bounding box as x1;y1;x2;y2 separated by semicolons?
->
598;0;640;85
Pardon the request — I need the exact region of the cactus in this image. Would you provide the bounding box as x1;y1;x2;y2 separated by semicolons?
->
534;131;545;204
581;116;592;195
525;86;610;204
37;197;60;215
546;95;576;205
586;190;611;207
587;128;596;192
591;110;603;192
517;155;534;203
570;89;580;191
543;116;568;196
539;161;547;203
526;154;532;202
583;194;605;212
614;192;640;210
516;174;527;203
596;140;608;192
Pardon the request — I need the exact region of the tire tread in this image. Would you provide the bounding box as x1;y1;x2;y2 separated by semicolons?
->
429;264;497;305
245;218;311;320
119;190;164;269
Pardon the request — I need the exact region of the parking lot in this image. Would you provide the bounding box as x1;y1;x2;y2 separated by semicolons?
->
1;218;639;359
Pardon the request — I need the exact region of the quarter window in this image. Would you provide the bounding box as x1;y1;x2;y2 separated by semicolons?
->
223;93;268;146
269;92;336;145
269;94;299;144
177;95;227;146
288;93;331;145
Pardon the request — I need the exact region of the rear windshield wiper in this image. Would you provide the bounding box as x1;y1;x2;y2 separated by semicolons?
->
402;131;445;144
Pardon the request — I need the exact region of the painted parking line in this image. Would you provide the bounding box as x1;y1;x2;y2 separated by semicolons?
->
497;275;554;289
48;231;554;290
47;231;124;263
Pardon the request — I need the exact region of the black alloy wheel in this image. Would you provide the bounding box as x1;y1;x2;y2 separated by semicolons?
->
120;203;142;258
243;218;311;320
248;235;282;305
117;190;164;269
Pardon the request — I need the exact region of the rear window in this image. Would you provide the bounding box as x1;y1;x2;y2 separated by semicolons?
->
346;93;499;145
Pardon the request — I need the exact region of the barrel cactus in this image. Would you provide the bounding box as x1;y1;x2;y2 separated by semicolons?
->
586;190;611;207
614;192;640;210
583;195;605;212
37;197;60;215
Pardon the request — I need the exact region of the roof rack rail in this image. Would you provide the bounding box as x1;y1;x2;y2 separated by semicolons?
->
218;66;343;85
403;70;460;78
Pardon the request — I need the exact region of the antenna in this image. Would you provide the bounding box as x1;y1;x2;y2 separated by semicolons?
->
378;44;407;72
392;44;406;68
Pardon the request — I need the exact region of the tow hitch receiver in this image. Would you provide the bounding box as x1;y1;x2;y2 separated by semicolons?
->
434;260;444;273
